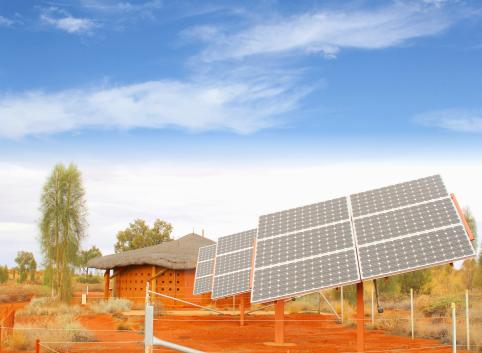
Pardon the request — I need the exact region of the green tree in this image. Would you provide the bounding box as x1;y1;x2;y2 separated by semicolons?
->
0;265;8;284
114;219;172;253
78;246;102;275
14;251;36;284
398;269;431;294
40;163;87;302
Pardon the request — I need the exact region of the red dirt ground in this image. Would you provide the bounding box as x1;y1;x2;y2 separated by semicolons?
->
67;313;469;353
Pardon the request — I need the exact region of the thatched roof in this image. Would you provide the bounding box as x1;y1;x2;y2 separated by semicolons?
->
87;233;215;270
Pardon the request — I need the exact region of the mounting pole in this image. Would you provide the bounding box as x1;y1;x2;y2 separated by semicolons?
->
371;284;374;325
452;302;457;353
340;286;344;324
466;289;470;350
274;300;285;344
410;288;414;339
356;282;365;352
239;295;245;326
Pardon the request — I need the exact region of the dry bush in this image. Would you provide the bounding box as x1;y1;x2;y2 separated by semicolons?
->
17;297;82;317
89;298;132;314
116;321;132;331
286;293;319;313
8;314;96;351
0;284;50;298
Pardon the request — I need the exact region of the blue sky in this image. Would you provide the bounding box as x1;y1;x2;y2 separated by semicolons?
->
0;0;481;265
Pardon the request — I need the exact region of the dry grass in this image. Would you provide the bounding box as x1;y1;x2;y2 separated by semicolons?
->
89;298;132;314
17;297;82;317
0;283;50;298
7;314;96;351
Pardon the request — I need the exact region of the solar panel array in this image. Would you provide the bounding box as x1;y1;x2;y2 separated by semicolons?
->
352;175;474;280
193;175;475;304
193;244;216;295
251;198;360;303
250;175;475;303
212;229;256;299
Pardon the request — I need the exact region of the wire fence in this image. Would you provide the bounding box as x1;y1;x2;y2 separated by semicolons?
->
1;288;482;353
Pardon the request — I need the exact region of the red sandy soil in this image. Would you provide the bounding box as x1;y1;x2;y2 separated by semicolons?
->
66;313;469;353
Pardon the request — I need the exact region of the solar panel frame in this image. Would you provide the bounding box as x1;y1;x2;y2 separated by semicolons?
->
211;229;256;300
193;244;217;295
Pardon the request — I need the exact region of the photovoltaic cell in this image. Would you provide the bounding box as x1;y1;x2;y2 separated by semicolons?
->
354;198;460;245
212;269;251;299
198;244;217;262
257;197;349;239
352;175;475;280
193;244;216;295
251;249;359;303
358;226;474;278
195;259;214;278
217;229;256;255
254;221;353;268
214;249;252;276
211;229;256;299
193;276;213;295
350;175;447;218
251;197;360;303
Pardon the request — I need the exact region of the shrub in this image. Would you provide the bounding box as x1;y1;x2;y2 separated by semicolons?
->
0;265;8;283
17;297;82;317
76;275;101;284
89;298;132;314
421;296;462;317
8;315;96;351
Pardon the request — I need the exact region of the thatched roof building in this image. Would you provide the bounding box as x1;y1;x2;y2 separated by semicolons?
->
87;233;214;270
87;233;217;306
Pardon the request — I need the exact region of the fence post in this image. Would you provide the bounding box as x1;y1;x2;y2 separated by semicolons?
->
340;286;344;325
35;339;40;353
465;289;470;350
371;285;374;325
410;288;414;339
145;303;154;353
452;302;457;353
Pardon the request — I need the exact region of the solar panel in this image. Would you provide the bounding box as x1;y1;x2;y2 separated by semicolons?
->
193;244;216;295
211;229;256;299
350;175;447;218
351;175;475;280
251;197;360;303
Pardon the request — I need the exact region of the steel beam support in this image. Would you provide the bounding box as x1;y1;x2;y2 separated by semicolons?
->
356;282;365;352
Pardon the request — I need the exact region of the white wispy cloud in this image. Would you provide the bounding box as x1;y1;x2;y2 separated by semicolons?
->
41;8;96;34
0;15;14;27
414;108;482;133
186;2;455;61
80;0;162;13
0;72;308;138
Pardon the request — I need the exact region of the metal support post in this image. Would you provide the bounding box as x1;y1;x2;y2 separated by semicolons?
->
371;285;374;325
340;286;344;325
35;339;40;353
356;282;365;352
274;300;284;344
466;289;470;350
239;295;245;326
410;288;414;339
452;302;457;353
145;302;154;353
